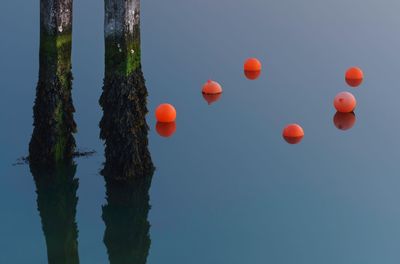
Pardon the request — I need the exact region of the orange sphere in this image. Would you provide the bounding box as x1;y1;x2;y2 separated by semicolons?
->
333;112;356;131
244;70;261;80
345;67;363;80
244;58;262;72
345;67;363;87
202;93;222;105
282;124;304;144
156;121;176;137
155;103;176;122
334;92;357;113
202;80;222;95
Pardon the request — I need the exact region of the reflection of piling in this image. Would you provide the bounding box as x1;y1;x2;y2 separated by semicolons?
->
30;161;80;264
30;0;76;165
100;0;152;180
102;169;154;264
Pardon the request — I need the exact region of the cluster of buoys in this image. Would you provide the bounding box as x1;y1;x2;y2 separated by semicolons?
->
333;66;363;131
154;60;364;142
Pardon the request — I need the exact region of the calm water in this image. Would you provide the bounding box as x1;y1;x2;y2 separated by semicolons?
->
2;0;400;263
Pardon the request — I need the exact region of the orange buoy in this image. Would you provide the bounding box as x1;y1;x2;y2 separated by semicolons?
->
202;93;222;105
333;112;356;131
244;70;261;80
202;80;222;95
282;124;304;144
244;58;262;72
345;67;363;87
155;103;176;122
156;121;176;137
334;92;357;113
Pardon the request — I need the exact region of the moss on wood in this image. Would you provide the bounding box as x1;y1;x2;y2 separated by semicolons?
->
99;66;153;180
29;32;76;165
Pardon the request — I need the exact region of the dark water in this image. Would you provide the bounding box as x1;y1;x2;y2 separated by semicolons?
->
2;0;400;263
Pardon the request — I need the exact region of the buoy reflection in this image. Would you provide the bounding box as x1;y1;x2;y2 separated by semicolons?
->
345;78;363;87
244;70;261;80
283;136;304;144
333;112;356;131
202;93;222;105
156;121;176;138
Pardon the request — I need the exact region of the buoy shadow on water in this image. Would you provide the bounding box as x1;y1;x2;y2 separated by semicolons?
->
333;112;356;131
156;122;176;138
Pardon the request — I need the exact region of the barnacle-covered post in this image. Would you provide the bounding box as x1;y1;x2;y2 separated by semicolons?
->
29;0;76;165
30;161;80;264
100;0;153;180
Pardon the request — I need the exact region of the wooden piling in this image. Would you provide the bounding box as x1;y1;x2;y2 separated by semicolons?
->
100;0;153;180
29;0;76;165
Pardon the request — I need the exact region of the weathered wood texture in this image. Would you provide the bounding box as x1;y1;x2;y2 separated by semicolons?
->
31;161;80;264
100;0;153;180
104;0;141;76
30;0;76;165
40;0;73;35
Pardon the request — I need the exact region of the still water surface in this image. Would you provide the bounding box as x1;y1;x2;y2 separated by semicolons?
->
2;0;400;263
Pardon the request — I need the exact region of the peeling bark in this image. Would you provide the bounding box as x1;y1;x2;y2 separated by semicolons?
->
30;161;80;264
30;0;76;165
100;0;153;180
102;170;153;264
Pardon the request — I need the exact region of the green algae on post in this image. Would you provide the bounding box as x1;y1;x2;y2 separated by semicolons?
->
29;0;76;165
104;0;142;76
100;0;153;180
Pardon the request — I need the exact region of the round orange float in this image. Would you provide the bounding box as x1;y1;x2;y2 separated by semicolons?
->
334;92;357;113
282;124;304;144
156;121;176;137
345;67;363;87
155;103;176;122
202;80;222;95
244;58;262;72
333;112;356;131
